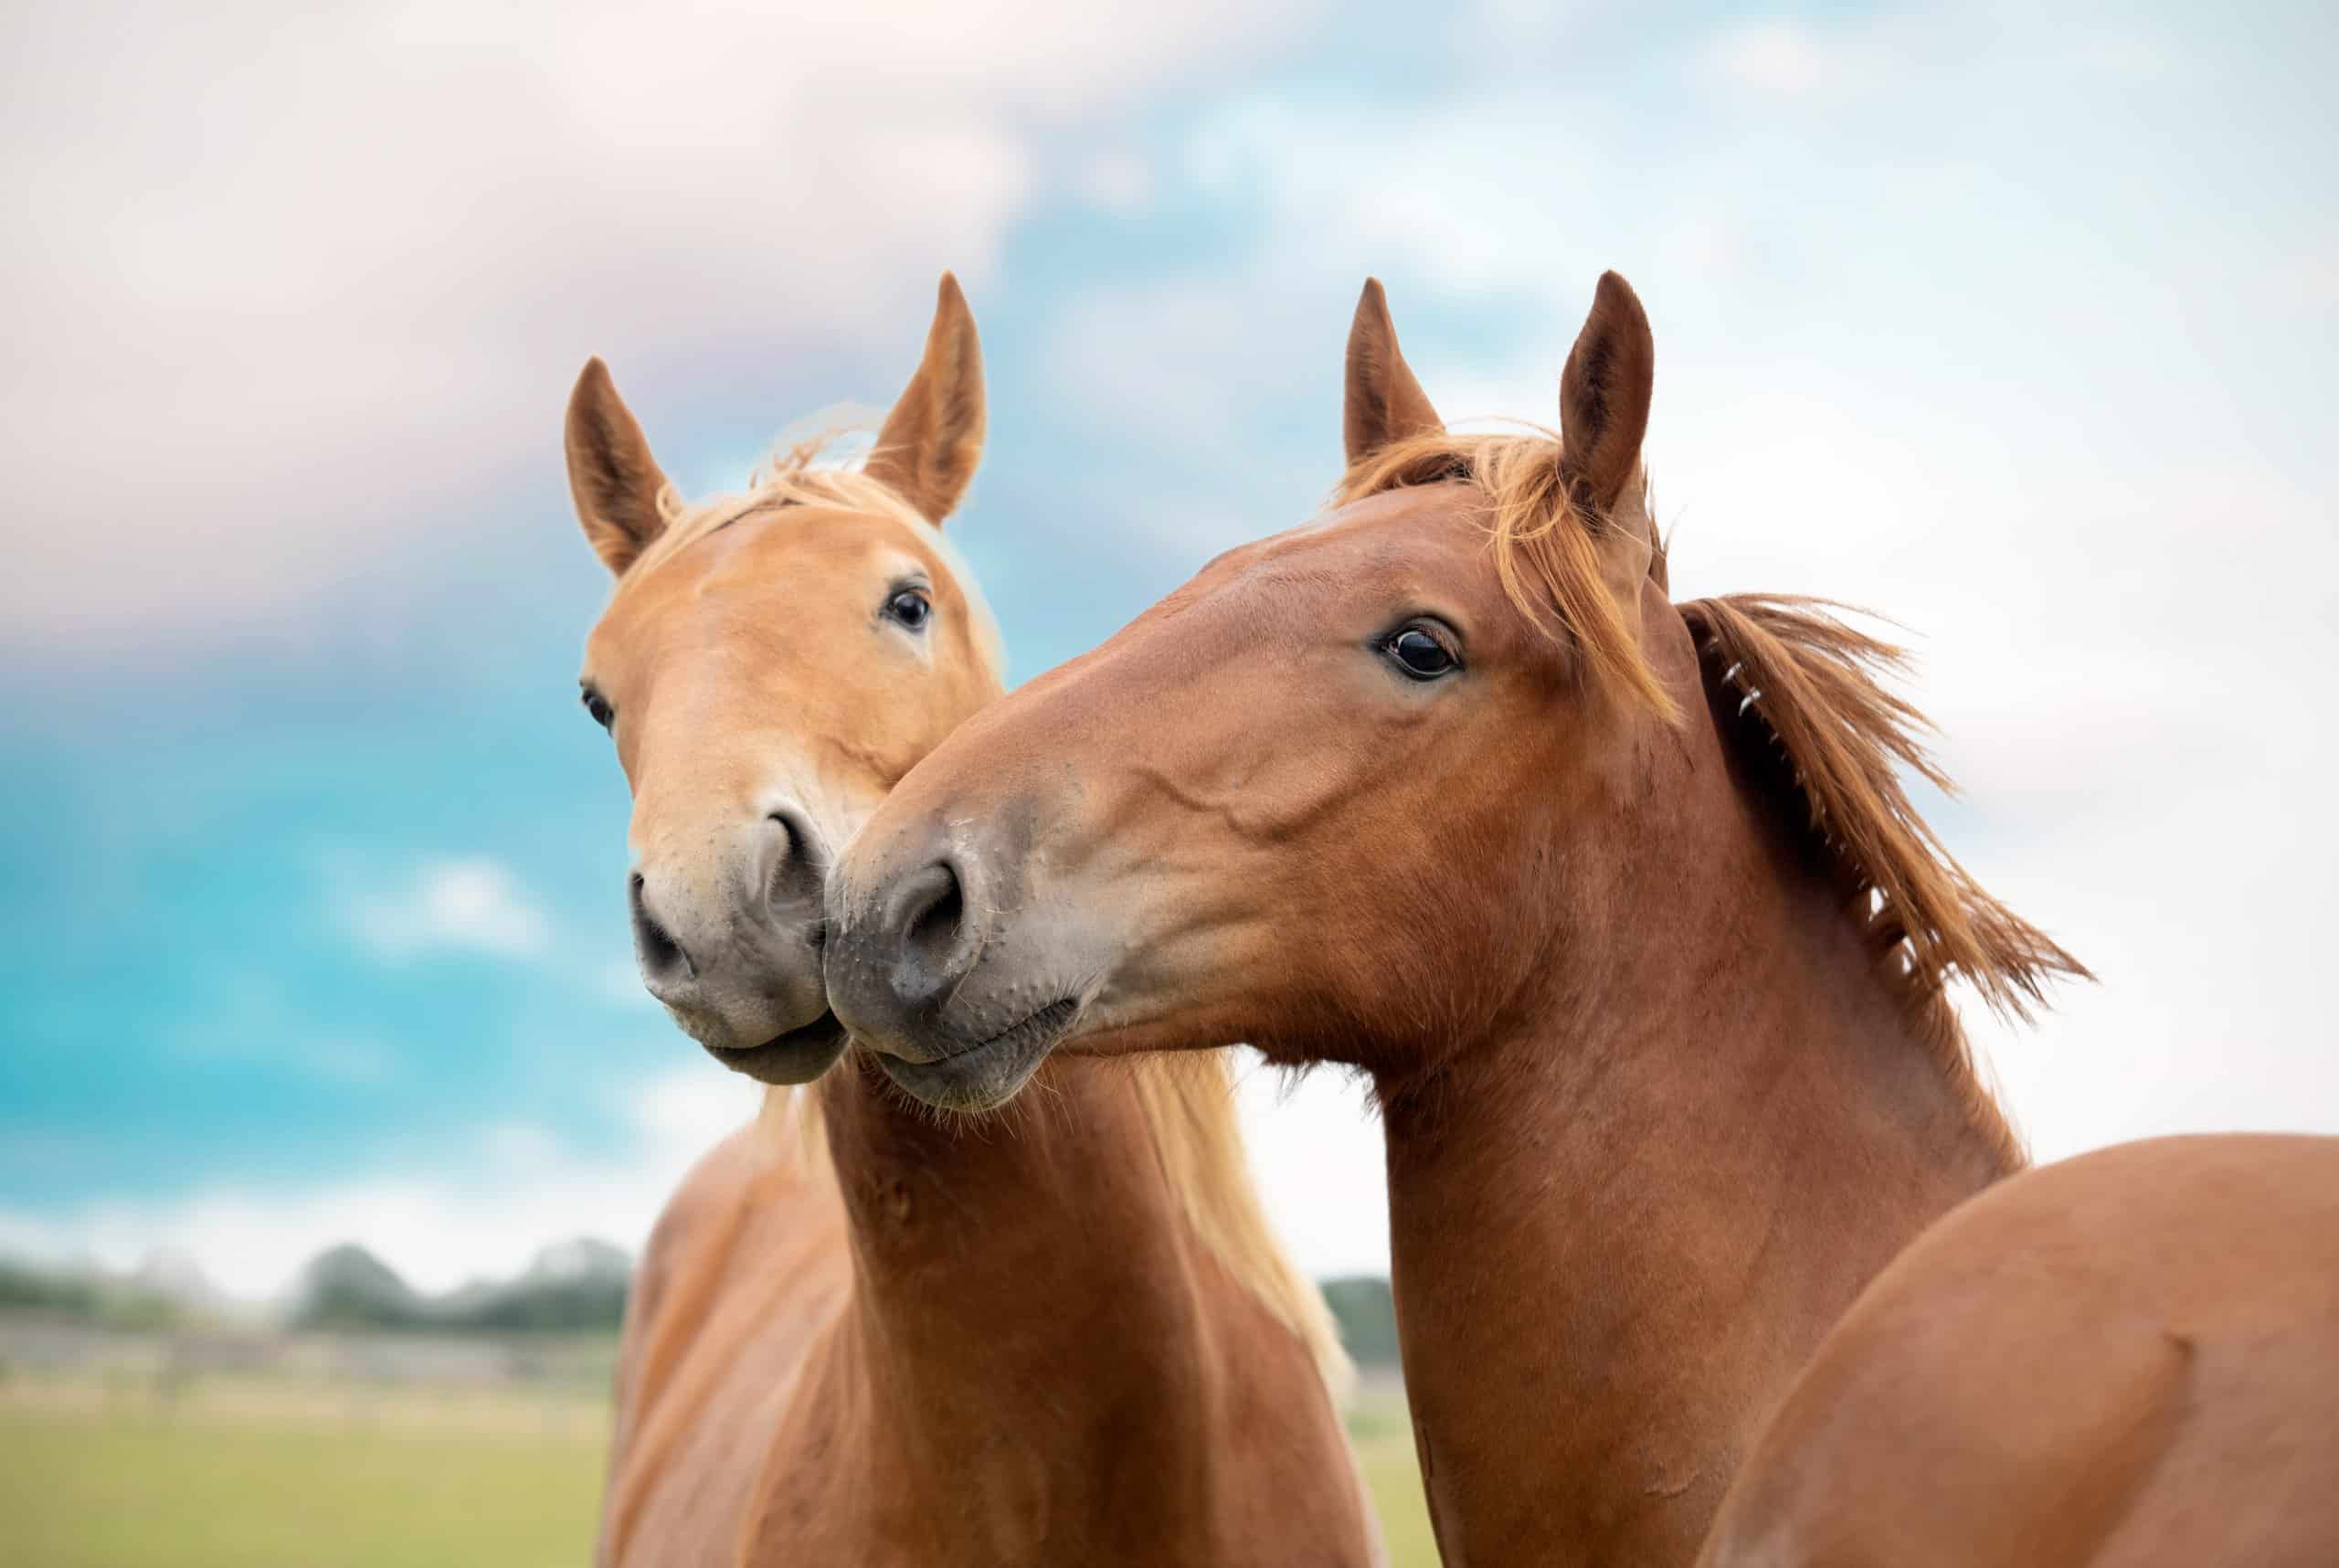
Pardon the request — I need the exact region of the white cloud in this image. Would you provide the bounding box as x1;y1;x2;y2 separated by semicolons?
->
630;1065;762;1153
1705;19;1876;103
0;1066;764;1299
478;1121;565;1172
341;855;552;962
0;0;1329;651
1071;149;1156;214
1233;1055;1390;1278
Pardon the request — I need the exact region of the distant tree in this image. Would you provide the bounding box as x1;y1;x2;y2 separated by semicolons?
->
291;1244;429;1331
443;1240;629;1332
0;1256;188;1328
287;1237;631;1334
5;1238;637;1337
1319;1276;1401;1367
0;1257;100;1315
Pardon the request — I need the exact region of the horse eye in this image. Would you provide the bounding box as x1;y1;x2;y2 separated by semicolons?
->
884;588;932;630
581;687;614;729
1385;626;1460;681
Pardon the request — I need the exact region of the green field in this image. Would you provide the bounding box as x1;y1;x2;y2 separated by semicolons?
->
1346;1384;1439;1567
0;1376;1434;1567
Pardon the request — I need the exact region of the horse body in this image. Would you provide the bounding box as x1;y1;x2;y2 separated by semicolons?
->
1699;1132;2339;1568
569;277;1378;1568
826;272;2087;1563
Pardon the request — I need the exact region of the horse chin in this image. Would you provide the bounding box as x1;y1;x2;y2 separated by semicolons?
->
873;997;1081;1111
699;1010;852;1086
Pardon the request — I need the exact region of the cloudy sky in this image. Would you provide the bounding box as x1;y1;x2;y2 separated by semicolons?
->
3;0;2332;1298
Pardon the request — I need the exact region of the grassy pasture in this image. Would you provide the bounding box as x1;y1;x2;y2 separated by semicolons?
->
0;1371;1435;1566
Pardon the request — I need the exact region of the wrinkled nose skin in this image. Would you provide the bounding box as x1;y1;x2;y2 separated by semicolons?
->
826;810;1079;1112
629;808;850;1086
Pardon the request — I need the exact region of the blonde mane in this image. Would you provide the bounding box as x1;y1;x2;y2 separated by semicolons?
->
1338;429;2087;1169
1126;1052;1354;1397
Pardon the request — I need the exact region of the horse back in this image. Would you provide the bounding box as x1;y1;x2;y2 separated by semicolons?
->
1700;1134;2339;1568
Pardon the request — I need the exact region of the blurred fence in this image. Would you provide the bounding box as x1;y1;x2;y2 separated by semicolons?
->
0;1308;619;1386
0;1307;619;1442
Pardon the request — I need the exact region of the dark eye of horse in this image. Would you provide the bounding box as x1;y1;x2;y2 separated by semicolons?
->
1386;625;1460;681
581;687;614;729
884;588;932;630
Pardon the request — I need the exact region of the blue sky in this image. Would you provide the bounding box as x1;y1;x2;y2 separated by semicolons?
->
4;0;2334;1295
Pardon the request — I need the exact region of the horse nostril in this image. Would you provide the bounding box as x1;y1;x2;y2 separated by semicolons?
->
767;810;804;861
630;873;692;980
880;856;982;999
831;847;996;1031
765;807;826;912
902;861;966;969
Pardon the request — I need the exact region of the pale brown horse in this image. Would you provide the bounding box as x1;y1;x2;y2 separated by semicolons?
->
1698;1131;2339;1567
567;276;1380;1567
826;271;2087;1564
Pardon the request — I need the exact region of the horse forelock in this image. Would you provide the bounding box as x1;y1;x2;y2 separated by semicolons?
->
627;432;1005;688
1335;426;1677;722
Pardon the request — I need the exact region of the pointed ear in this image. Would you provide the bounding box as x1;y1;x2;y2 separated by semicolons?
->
1558;271;1655;517
1344;278;1444;466
865;273;986;525
566;358;671;577
1559;274;1658;636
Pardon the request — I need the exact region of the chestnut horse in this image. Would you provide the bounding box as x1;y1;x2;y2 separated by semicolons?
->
1698;1131;2339;1567
567;276;1379;1567
826;271;2089;1563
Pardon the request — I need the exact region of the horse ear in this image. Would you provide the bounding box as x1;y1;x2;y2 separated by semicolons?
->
1560;273;1659;635
1344;278;1444;466
866;273;986;525
1558;271;1655;516
566;358;671;577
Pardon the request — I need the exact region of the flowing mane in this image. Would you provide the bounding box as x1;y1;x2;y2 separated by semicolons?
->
1126;1051;1353;1395
1337;428;2088;1167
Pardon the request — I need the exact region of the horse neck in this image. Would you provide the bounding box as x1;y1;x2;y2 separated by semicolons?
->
1376;698;2018;1567
810;1053;1228;1531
